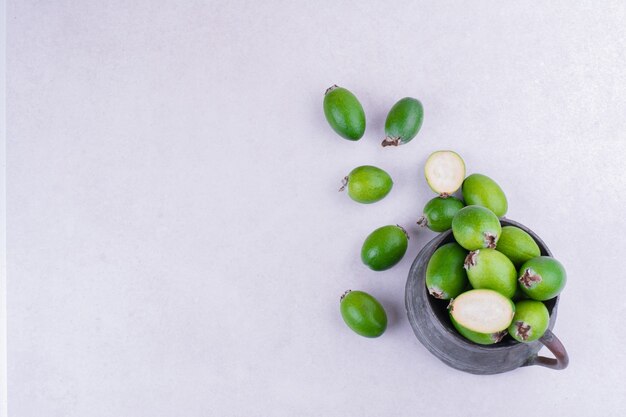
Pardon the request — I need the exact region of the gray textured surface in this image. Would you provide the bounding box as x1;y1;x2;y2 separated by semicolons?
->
405;218;560;374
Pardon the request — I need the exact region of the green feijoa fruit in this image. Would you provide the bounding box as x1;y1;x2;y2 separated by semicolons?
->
417;196;465;232
340;165;393;204
451;205;502;251
323;85;365;140
340;290;387;338
508;300;549;343
381;97;424;147
361;225;408;271
462;173;508;217
426;242;468;300
496;226;541;267
424;150;466;196
450;314;507;345
518;256;567;301
449;289;515;337
464;249;517;298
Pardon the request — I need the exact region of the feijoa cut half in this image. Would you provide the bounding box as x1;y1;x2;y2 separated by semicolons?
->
464;249;517;298
381;97;424;147
450;314;508;345
340;165;393;204
451;205;502;250
462;173;508;217
496;226;541;267
424;151;466;196
508;300;549;343
518;256;567;301
361;225;409;271
340;290;387;338
417;196;464;232
426;242;468;300
449;289;515;341
323;85;365;140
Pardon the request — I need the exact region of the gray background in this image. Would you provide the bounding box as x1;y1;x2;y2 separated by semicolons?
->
7;1;626;416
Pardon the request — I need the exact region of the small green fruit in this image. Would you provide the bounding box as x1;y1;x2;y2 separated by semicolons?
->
518;256;567;301
323;85;365;140
449;289;515;344
361;225;409;271
426;242;469;300
341;165;393;204
450;314;507;345
462;174;508;217
496;226;541;267
340;290;387;338
508;300;550;342
381;97;424;147
417;196;464;232
464;249;517;298
451;205;502;250
424;150;466;196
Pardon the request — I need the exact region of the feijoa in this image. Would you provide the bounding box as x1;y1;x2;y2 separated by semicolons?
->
450;314;508;345
424;151;466;196
381;97;424;147
508;300;549;342
518;256;567;301
340;290;387;338
323;85;365;140
361;225;408;271
496;226;541;267
462;173;508;217
426;242;468;299
340;165;393;204
451;205;502;250
449;289;515;341
417;196;464;232
464;249;517;298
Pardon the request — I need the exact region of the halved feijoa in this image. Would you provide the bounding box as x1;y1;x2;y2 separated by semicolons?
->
417;196;465;232
451;205;502;250
426;242;468;300
340;165;393;204
340;290;387;338
464;249;517;299
462;173;508;217
518;256;567;301
424;151;466;196
496;226;541;267
508;300;550;343
449;289;515;338
323;85;365;140
450;314;508;345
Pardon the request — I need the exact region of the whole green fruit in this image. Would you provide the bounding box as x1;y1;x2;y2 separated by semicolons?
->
417;196;465;232
451;205;502;250
323;85;365;140
361;225;408;271
518;256;567;301
496;226;541;267
341;165;393;204
340;290;387;338
464;249;517;299
426;242;468;300
462;173;508;217
381;97;424;147
508;300;550;342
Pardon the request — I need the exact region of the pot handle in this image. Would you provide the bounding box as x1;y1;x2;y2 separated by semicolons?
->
524;329;569;370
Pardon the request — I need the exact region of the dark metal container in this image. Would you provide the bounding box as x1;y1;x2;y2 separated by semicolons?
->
405;219;568;374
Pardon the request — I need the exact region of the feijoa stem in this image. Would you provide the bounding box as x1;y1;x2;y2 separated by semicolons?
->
484;232;497;249
416;216;428;228
338;176;348;192
325;84;338;95
381;136;401;147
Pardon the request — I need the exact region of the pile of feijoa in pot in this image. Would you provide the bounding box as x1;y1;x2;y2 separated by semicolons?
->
324;84;567;345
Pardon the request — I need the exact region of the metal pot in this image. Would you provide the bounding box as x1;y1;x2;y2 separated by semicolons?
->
405;218;569;374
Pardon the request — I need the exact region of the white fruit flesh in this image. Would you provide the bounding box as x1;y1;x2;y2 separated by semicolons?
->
450;289;514;333
424;150;466;195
